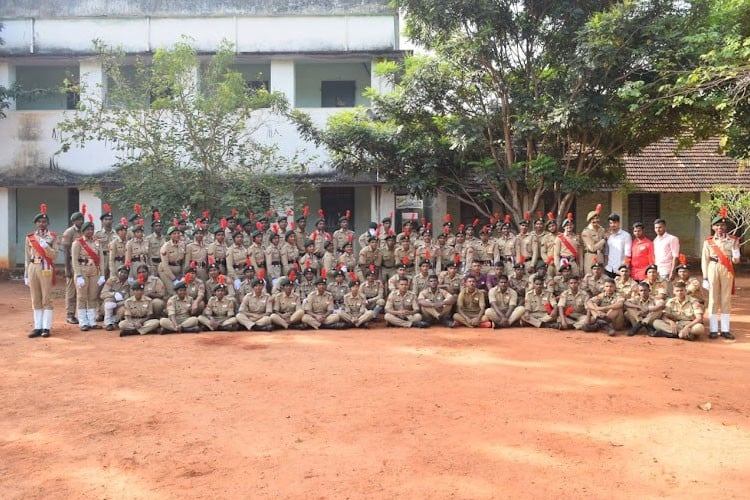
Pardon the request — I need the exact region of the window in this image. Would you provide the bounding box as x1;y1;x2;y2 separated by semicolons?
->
628;193;659;239
320;187;355;233
65;89;80;110
246;80;269;93
321;81;355;107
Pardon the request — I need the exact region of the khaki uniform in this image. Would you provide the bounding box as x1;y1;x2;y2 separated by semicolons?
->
472;239;499;274
109;236;128;279
418;286;455;322
184;279;207;314
207;240;228;275
142;275;167;317
126;237;150;279
557;289;589;329
701;234;738;315
497;235;516;275
515;233;538;272
580;225;607;273
294;227;308;255
226;244;249;281
145;232;165;275
384;290;421;327
454;288;488;327
540;232;558;277
361;280;385;309
160;294;200;332
321;251;338;275
25;229;58;311
298;253;320;276
303;290;340;329
184;241;209;281
100;277;130;327
94;228;116;279
248;242;266;273
522;289;557;327
158;241;186;295
653;296;705;339
206;278;236;302
411;272;431;297
236;291;273;330
581;272;607;297
586;291;625;330
310;230;331;256
271;291;304;329
438;271;462;296
62;225;82;317
338;252;358;275
297;278;316;300
624;295;662;329
357;245;382;280
615;277;638;301
265;243;283;284
485;286;525;326
332;229;355;253
388;274;411;294
339;292;375;326
199;296;238;330
553;233;581;276
119;296;160;334
394;246;417;277
379;244;398;284
72;237;104;311
280;242;299;276
328;281;349;309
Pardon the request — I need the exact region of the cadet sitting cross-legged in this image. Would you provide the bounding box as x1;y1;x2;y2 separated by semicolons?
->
302;275;341;330
198;277;238;331
119;281;161;336
159;281;201;333
270;277;305;330
339;277;376;328
236;277;274;331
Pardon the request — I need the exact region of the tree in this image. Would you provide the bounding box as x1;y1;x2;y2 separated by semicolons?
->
0;22;10;119
693;186;750;246
57;38;303;220
292;0;697;225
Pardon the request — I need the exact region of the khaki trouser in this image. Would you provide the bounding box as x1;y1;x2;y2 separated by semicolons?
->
384;312;421;328
559;312;587;330
28;262;55;310
706;261;732;314
159;316;199;332
119;318;160;334
236;313;272;330
523;311;553;328
270;310;305;329
198;315;238;331
453;311;486;327
484;306;525;326
624;309;660;328
65;276;77;316
76;265;99;309
588;309;625;330
302;313;340;330
421;305;453;323
652;319;705;339
339;309;375;327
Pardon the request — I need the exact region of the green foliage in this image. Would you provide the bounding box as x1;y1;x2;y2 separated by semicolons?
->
57;38;303;220
692;186;750;245
293;0;694;225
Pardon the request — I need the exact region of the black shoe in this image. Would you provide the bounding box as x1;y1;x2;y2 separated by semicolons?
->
28;329;43;338
80;325;90;332
105;324;115;331
721;331;735;340
413;320;430;328
606;328;617;337
66;316;79;324
182;326;201;333
627;324;643;337
90;324;103;330
649;330;670;338
119;329;139;337
581;323;597;332
543;322;560;329
709;331;719;339
41;329;50;338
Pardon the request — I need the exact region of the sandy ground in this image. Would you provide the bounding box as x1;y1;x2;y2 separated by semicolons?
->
1;278;749;499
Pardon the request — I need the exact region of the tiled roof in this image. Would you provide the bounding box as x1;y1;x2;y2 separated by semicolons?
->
623;137;750;192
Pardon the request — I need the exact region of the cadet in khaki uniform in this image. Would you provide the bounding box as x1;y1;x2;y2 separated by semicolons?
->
297;267;317;299
63;211;84;324
248;230;266;273
624;282;664;336
472;228;499;274
385;277;424;328
339;279;375;328
236;278;274;331
454;275;491;328
25;204;59;338
271;278;305;329
418;274;457;327
332;215;355;255
119;282;161;336
199;280;238;331
159;226;186;295
207;224;229;276
521;276;558;328
553;216;581;277
615;264;638;301
388;264;411;294
109;220;128;279
182;268;207;316
581;262;607;297
302;277;341;329
485;275;525;328
394;239;417;278
101;265;131;331
496;222;516;276
184;226;209;282
280;231;299;276
357;236;382;281
379;234;398;284
294;215;308;255
265;232;283;288
328;270;349;311
652;281;705;341
674;261;704;305
514;218;538;273
236;264;257;299
438;260;463;295
583;278;625;335
337;240;358;275
226;231;249;288
95;205;115;279
361;269;385;317
72;217;106;331
580;207;607;274
557;276;590;330
411;259;432;297
146;216;165;275
160;281;201;333
126;224;150;280
136;264;167;317
701;209;740;339
540;215;558;277
205;262;235;303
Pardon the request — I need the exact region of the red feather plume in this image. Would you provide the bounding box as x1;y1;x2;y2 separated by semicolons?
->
184;273;193;284
181;211;187;220
566;212;573;220
425;249;431;260
258;269;265;281
231;208;238;217
220;218;228;230
679;254;687;266
504;214;511;224
458;224;465;233
445;214;452;223
286;209;293;217
312;232;318;241
519;255;526;264
473;218;479;227
444;225;450;235
103;203;111;213
266;210;272;218
547;212;554;220
489;215;496;225
369;264;375;272
138;217;144;226
595;204;602;214
153;210;161;221
255;222;263;231
348;233;353;243
271;223;279;234
87;213;94;223
303;205;310;217
217;274;225;285
345;210;351;219
317;208;325;218
453;253;461;264
537;211;542;219
125;259;131;267
402;256;410;265
120;217;127;226
290;221;296;230
720;207;727;218
565;307;574;316
524;212;530;221
320;267;327;279
40;203;47;214
208;256;215;265
349;271;357;282
245;257;252;267
288;269;297;282
173;218;179;228
134;204;141;215
137;274;145;285
81;203;87;215
305;260;311;269
421;216;427;226
426;222;431;231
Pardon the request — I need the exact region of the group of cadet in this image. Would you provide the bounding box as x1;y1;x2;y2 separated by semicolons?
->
24;202;740;340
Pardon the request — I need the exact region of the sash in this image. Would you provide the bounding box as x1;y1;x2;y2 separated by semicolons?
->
78;238;101;267
557;234;578;261
28;233;57;285
707;236;735;294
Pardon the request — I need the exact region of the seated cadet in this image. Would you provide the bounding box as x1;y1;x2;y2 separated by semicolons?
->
182;266;207;315
136;264;167;318
236;278;274;331
198;277;238;331
615;264;638;300
581;261;606;297
385;277;425;328
271;277;305;329
320;240;338;276
302;276;341;329
521;276;558;328
205;261;235;303
328;269;349;311
298;239;320;276
357;236;382;281
337;240;358;275
339;278;375;328
297;265;317;299
557;275;590;330
651;280;705;341
508;261;528;304
547;263;573;296
418;274;457;327
485;274;525;328
642;264;668;300
118;281;161;336
463;261;488;291
236;262;256;298
438;260;462;296
454;275;492;328
101;264;131;331
582;278;625;336
673;258;705;304
624;281;664;336
388;263;411;294
525;261;550;291
159;281;201;333
360;268;385;318
411;259;432;296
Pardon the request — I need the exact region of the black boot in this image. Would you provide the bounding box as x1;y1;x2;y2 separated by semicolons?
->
720;331;735;340
119;329;139;337
627;323;643;337
28;329;43;338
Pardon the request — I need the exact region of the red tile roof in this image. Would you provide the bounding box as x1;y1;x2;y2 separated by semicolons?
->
623;137;750;192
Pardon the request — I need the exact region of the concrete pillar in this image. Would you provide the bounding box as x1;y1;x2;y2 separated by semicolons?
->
696;191;712;256
426;192;448;227
0;188;15;269
610;191;625;218
0;62;17;111
270;60;295;107
79;58;106;106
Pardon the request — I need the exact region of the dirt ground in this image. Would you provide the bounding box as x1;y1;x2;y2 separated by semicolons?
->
1;278;749;500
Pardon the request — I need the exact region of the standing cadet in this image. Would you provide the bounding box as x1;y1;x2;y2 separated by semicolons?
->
701;208;740;339
226;231;249;291
62;210;84;324
108;219;128;279
25;204;58;338
581;205;607;274
540;213;558;277
294;212;309;256
72;215;106;331
126;223;150;280
207;222;229;276
159;226;186;296
146;212;165;275
332;214;355;255
514;216;538;272
357;236;382;281
184;224;209;282
280;230;299;276
95;204;115;279
553;214;581;277
118;281;161;336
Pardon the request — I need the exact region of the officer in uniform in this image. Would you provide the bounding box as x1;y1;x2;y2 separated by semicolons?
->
280;230;299;276
485;274;525;328
553;215;581;277
109;220;128;281
302;276;341;329
514;217;538;273
159;226;186;295
72;216;106;331
184;225;209;282
557;275;590;330
118;281;161;336
411;258;433;297
332;214;355;255
384;277;424;328
580;206;607;274
328;270;349;312
418;274;457;327
126;223;150;280
136;264;167;318
339;278;375;328
207;223;229;276
101;265;131;331
701;209;740;339
25;204;58;338
540;213;558;277
95;204;115;279
160;281;201;333
236;278;274;331
271;277;305;329
652;280;705;341
199;279;238;331
357;236;382;281
62;210;84;324
146;213;165;276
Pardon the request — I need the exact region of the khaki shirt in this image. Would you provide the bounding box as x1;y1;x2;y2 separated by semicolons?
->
524;289;556;314
109;236;128;272
226;244;249;279
358;245;382;268
581;273;607;296
159;241;186;280
488;286;518;310
72;237;104;275
385;290;419;314
664;296;702;322
361;280;384;302
305;290;334;314
457;288;486;315
126;237;150;267
615;277;637;300
184;241;209;270
558;289;589;315
239;292;272;316
328;282;349;306
273;291;302;315
438;271;462;295
343;292;367;315
123;296;154;319
166;294;193;323
332;229;355;253
25;229;58;274
146;232;165;262
204;296;235;318
411;273;431;296
100;277;130;302
143;275;166;300
418;287;453;305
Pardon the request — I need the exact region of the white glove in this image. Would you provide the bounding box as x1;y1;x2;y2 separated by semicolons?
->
369;229;376;236
702;279;710;290
104;301;118;310
234;278;241;290
341;266;347;272
97;275;106;286
114;292;123;302
39;239;48;249
127;277;135;284
173;279;181;287
732;248;741;259
76;276;85;288
24;276;29;286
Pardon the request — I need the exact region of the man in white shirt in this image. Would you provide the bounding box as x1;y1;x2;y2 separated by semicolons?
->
605;213;632;278
653;218;680;280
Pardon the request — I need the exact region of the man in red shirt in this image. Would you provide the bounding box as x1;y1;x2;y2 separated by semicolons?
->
630;222;654;281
